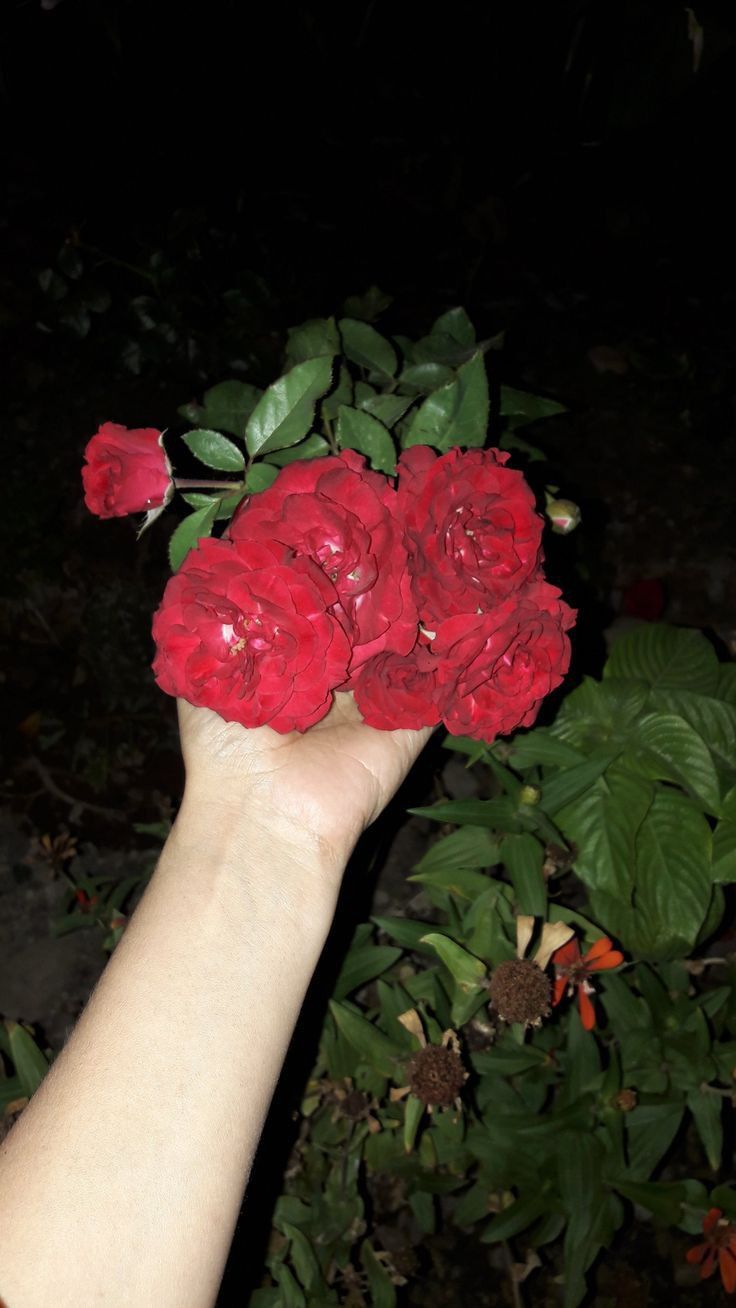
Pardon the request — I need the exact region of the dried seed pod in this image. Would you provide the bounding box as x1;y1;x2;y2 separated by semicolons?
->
407;1044;466;1109
488;958;551;1027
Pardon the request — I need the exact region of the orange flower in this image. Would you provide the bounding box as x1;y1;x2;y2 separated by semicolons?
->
687;1208;736;1293
550;935;623;1030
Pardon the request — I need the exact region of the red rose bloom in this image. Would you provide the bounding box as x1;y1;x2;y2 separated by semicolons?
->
82;423;172;518
398;445;544;622
151;535;351;732
353;647;441;731
432;580;575;740
230;450;417;679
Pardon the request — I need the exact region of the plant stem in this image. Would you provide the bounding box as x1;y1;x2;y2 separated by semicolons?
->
173;479;244;491
502;1240;524;1308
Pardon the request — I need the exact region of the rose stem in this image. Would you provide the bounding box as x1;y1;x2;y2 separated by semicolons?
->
172;479;244;491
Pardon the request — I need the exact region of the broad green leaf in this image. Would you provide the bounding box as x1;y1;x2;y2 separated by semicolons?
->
500;385;565;428
556;766;653;900
5;1022;49;1096
335;405;396;473
263;433;330;466
649;688;736;783
600;974;653;1033
612;1179;686;1224
338;317;397;377
501;833;546;914
408;865;492;902
687;1087;722;1170
360;1240;397;1308
631;791;712;957
244;463;279;492
399;361;455;393
280;1222;322;1293
472;1043;549;1077
273;1264;305;1308
245;356;333;457
713;788;736;882
717;663;736;706
563;1008;602;1103
168;502;218;572
328;1002;402;1078
285;316;340;364
624;711;721;814
181;489;247;520
540;750;619;814
321;363;354;420
419;934;487;991
180;379;262;436
507;730;585;769
333;945;402;1000
482;1194;549;1242
431;306;476;347
412;826;499;875
182;428;245;472
403;351;489;450
358;392;414;426
372;915;444;956
343;286;393;322
604;624;720;695
552;678;650;751
625;1101;684;1179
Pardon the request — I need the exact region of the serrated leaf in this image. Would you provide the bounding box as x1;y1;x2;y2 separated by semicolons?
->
650;688;736;784
168;502;218;572
338;317;397;377
262;433;330;466
358;392;414;426
182;428;245;472
333;945;402;1000
399;361;455;393
403;351;488;450
328;1001;403;1077
244;463;279;493
623;712;721;814
552;677;650;751
5;1021;49;1097
501;833;546;914
285;316;340;364
343;285;393;322
322;363;354;420
182;379;262;436
604;624;720;695
335;405;396;473
631;790;712;957
500;385;566;427
556;766;653;900
431;306;476;347
245;356;333;457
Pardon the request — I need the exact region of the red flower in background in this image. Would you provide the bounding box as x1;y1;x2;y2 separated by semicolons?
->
82;423;172;518
687;1208;736;1293
550;935;623;1030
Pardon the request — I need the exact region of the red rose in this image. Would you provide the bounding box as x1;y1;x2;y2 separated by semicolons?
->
353;647;441;731
82;423;172;518
230;450;417;679
432;580;575;741
151;535;351;732
398;445;543;622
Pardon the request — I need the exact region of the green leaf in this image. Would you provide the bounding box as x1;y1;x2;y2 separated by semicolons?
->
501;833;546;914
0;1076;25;1111
358;391;414;427
180;489;247;520
432;306;476;348
649;689;736;785
631;790;712;957
403;351;489;450
498;430;546;462
343;286;393;322
403;1094;424;1153
168;502;218;572
280;1222;322;1293
507;730;585;769
360;1240;397;1308
285;316;340;364
717;664;736;706
372;916;443;956
245;357;333;457
625;1101;684;1179
552;678;650;751
500;385;565;428
333;945;402;1000
556;766;653;901
482;1194;549;1242
540;751;619;815
328;1001;403;1077
408;865;492;902
335;405;396;473
713;789;736;882
605;624;720;695
262;433;330;466
687;1087;722;1170
338;318;397;377
408;798;518;830
180;380;262;436
182;428;245;472
472;1043;549;1077
612;1179;686;1224
273;1264;305;1308
419;934;487;990
5;1021;49;1097
399;361;455;393
412;826;499;876
244;463;279;493
322;363;354;420
623;712;721;815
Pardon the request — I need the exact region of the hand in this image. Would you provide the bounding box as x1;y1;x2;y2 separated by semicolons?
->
177;692;433;871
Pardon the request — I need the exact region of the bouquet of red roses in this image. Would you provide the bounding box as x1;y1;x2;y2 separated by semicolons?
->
83;424;574;741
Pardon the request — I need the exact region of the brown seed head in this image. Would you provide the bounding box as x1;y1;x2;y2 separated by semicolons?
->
488;958;551;1026
614;1088;637;1113
407;1044;466;1108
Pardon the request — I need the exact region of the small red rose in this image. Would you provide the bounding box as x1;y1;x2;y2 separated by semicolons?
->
398;445;544;623
432;580;575;740
230;450;417;679
352;646;441;731
151;535;351;732
82;423;172;519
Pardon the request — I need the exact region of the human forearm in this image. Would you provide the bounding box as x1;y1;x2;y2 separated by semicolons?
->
0;792;342;1308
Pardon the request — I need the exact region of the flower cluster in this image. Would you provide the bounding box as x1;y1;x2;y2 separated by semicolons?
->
83;426;575;737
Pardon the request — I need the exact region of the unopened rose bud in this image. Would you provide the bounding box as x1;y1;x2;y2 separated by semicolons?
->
519;785;541;807
545;498;581;535
614;1088;637;1112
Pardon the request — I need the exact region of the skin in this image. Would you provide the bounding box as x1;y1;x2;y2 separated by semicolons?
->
0;694;430;1308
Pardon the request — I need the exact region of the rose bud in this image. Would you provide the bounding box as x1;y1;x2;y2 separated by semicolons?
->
545;497;581;535
82;423;173;519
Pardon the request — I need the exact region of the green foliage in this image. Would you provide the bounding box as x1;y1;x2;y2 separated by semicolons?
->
259;623;735;1305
